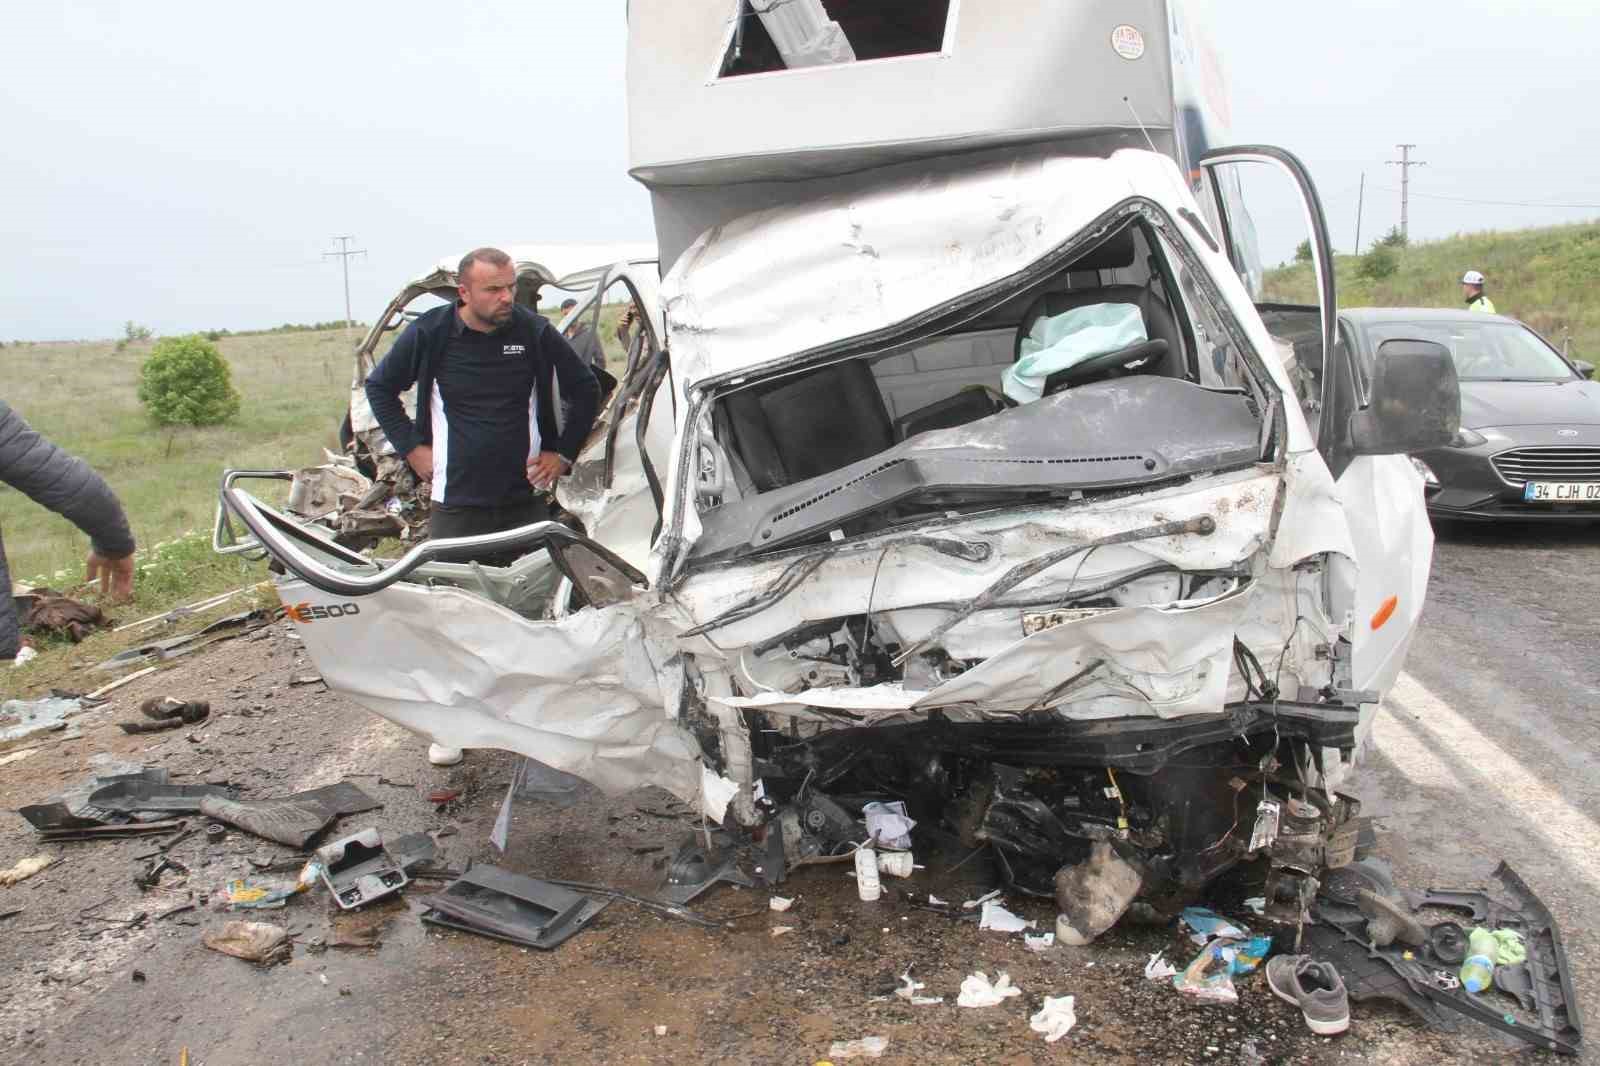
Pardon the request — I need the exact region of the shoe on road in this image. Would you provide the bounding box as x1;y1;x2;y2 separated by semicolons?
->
428;743;464;767
1265;954;1350;1036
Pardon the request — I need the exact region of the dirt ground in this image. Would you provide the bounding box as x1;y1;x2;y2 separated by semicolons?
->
0;523;1591;1065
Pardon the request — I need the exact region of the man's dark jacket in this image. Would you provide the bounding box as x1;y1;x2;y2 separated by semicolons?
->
0;400;136;658
364;304;601;500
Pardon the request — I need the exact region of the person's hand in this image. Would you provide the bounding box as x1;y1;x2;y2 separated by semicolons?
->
407;444;434;481
86;551;135;603
526;451;569;490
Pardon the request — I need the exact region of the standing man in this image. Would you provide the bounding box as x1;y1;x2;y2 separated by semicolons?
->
0;400;137;662
364;247;601;766
560;297;605;369
1461;270;1496;314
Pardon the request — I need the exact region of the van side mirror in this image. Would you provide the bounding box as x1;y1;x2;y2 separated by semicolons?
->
1572;358;1594;380
1349;339;1460;455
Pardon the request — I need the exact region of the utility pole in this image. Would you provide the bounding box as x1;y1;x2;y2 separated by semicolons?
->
323;236;367;330
1353;172;1365;254
1385;144;1427;241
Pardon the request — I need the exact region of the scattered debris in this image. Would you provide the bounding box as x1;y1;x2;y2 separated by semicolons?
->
961;889;1001;910
330;919;388;950
770;925;795;938
427;788;462;805
419;865;612;949
15;587;109;642
826;1036;888;1060
206;823;227;845
113;585;256;633
223;865;318;910
202;920;291;965
769;895;795;912
1243;896;1267;916
853;844;881;902
136;854;189;890
658;830;756;905
956;971;1022;1008
1180;906;1250;946
1144;952;1179;981
119;697;211;734
289;674;324;687
93;608;273;672
1024;932;1055;953
978;899;1036;933
894;968;942;1006
926;894;948;907
155;903;196;922
0;854;56;886
88;779;232;815
11;644;37;667
85;666;158;700
0;908;23;922
1029;995;1077;1043
861;801;915;849
0;747;38;768
317;829;408;910
198;780;381;848
653;1025;668;1037
874;851;914;878
0;695;85;743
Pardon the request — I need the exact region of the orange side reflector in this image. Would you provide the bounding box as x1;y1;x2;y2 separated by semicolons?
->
1370;595;1399;631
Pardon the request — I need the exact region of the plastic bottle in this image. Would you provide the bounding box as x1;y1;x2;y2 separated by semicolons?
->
1460;927;1498;993
854;845;882;901
876;851;914;878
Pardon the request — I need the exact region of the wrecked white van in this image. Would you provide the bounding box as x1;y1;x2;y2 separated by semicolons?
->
218;1;1459;938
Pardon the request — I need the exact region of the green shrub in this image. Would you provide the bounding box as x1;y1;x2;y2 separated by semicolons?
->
137;335;242;427
1359;244;1399;280
1294;239;1313;263
1377;226;1409;249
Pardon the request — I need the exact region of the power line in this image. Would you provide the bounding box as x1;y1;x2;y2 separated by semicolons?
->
1369;185;1600;210
323;236;368;331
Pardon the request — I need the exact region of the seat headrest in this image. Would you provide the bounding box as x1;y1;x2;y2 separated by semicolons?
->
1066;229;1137;273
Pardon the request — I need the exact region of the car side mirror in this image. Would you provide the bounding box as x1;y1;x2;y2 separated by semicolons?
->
1572;358;1594;380
1349;339;1460;455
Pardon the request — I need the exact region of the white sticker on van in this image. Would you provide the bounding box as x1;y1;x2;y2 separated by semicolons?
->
1111;25;1146;61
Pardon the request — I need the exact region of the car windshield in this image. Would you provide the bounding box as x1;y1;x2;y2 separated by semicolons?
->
1366;320;1573;382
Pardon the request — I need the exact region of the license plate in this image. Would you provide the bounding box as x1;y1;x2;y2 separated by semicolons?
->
1523;481;1600;502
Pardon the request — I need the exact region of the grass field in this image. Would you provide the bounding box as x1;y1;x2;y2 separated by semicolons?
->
1264;220;1600;357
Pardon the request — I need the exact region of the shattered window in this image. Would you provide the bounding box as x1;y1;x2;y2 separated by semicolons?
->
719;0;954;78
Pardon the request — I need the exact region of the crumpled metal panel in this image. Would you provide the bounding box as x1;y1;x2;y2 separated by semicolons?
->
280;580;702;802
713;584;1254;721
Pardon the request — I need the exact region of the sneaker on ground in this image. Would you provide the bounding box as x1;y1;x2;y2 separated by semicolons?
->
428;743;464;767
1265;954;1350;1036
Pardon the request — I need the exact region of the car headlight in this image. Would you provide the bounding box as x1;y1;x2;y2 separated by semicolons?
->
1410;457;1440;488
1450;428;1488;448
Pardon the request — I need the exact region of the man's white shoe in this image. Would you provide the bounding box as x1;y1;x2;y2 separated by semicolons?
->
428;743;464;767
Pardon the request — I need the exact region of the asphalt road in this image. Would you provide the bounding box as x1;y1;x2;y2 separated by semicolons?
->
0;519;1595;1065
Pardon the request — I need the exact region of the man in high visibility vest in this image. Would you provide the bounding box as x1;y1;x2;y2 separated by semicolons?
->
1461;270;1496;314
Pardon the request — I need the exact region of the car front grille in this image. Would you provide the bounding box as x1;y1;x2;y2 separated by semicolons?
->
1491;447;1600;484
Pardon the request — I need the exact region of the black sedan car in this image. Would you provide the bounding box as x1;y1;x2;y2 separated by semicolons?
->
1340;308;1600;520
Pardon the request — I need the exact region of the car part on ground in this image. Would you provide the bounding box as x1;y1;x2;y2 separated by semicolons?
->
197;781;383;849
1307;860;1583;1055
419;864;612;950
316;828;410;910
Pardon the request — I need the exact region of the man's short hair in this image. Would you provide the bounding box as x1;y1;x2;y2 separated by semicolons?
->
560;298;578;311
458;247;513;284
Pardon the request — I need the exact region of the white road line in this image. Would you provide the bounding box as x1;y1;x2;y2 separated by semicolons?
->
1378;671;1600;890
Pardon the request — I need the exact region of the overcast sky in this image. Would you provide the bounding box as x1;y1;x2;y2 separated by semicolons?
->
2;1;1596;341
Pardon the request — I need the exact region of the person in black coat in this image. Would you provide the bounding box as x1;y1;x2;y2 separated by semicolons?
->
0;399;136;660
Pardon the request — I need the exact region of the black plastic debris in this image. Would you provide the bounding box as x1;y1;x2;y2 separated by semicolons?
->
87;780;233;815
316;829;409;910
420;865;611;950
19;765;200;838
1308;860;1583;1055
659;831;757;905
198;781;382;849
